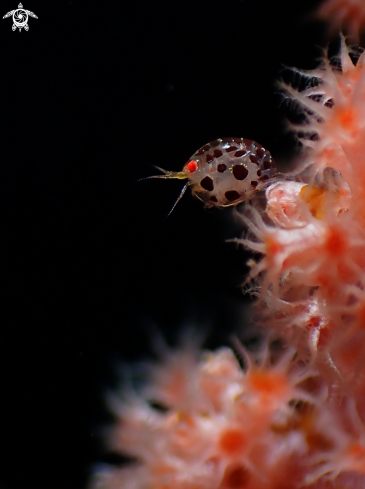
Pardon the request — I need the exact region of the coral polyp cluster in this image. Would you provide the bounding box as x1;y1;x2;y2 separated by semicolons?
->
282;38;365;198
93;338;365;489
236;40;365;417
94;339;331;489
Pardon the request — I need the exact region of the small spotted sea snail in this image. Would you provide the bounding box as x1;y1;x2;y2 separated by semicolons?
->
142;137;276;214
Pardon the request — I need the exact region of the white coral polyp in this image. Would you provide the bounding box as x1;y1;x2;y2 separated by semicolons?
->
266;181;310;228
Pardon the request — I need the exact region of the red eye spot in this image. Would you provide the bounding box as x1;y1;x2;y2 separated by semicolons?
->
186;160;198;173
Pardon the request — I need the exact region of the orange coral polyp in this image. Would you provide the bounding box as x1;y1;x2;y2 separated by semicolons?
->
346;442;365;473
265;235;284;257
324;105;361;143
218;428;247;456
335;106;358;132
324;224;348;256
247;370;289;400
349;442;365;459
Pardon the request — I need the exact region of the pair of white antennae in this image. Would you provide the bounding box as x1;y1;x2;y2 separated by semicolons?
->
138;165;190;216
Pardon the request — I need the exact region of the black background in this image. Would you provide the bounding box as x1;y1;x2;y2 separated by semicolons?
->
0;0;334;487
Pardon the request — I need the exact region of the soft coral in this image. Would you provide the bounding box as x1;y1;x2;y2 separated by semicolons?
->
93;337;329;489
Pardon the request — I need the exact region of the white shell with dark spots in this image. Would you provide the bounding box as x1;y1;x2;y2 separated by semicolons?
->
184;137;276;207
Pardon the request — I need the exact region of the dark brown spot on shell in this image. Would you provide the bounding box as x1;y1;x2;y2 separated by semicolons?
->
225;190;240;202
217;163;227;172
210;139;221;147
242;138;254;147
263;160;272;170
195;149;205;156
214;149;223;158
251;181;258;188
222;137;234;143
201;176;214;191
232;165;248;180
201;145;210;152
234;150;247;158
226;146;238;153
206;153;214;163
233;137;242;144
257;169;262;176
256;148;265;159
210;196;218;202
249;155;258;164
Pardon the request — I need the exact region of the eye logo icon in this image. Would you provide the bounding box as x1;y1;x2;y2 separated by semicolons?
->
3;3;38;31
